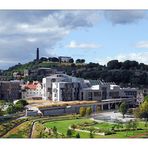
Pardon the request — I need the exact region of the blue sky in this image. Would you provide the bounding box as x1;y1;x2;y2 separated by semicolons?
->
0;10;148;69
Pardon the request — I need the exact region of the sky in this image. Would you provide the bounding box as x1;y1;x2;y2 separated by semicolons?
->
0;10;148;69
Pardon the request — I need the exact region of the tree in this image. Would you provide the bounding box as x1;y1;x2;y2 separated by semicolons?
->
96;105;101;113
144;96;148;101
86;107;92;116
139;100;148;125
15;100;28;106
0;108;4;116
52;126;58;137
76;59;81;63
132;120;138;130
69;58;74;63
14;100;28;112
14;103;24;112
79;107;86;117
71;124;77;130
76;59;85;64
66;129;72;138
0;100;5;106
6;104;16;114
52;126;57;134
51;57;59;62
81;59;85;63
119;101;128;118
89;129;94;138
133;108;141;118
76;133;80;138
39;57;48;62
107;60;121;69
125;120;133;136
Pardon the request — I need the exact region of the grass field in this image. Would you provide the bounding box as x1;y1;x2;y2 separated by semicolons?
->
44;118;148;138
44;118;115;138
3;121;32;138
1;115;148;138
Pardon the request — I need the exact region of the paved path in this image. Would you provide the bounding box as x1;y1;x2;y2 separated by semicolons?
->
69;126;105;136
92;111;135;123
29;121;37;138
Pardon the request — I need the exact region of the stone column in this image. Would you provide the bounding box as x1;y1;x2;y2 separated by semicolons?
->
101;104;104;110
108;103;111;110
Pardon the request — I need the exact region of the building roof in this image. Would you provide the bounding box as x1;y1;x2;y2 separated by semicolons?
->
24;82;41;90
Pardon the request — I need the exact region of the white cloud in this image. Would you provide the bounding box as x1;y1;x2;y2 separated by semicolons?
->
97;52;148;65
104;10;146;25
0;10;100;69
135;41;148;48
66;41;102;49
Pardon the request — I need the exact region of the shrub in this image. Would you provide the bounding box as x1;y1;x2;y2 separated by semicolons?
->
127;108;133;114
119;101;128;118
76;133;80;138
71;124;77;130
52;126;57;134
6;104;16;114
0;108;4;116
86;107;92;116
79;107;86;117
66;129;72;138
16;100;28;106
14;103;24;112
89;130;94;138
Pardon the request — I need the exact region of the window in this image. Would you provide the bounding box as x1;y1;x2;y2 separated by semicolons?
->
94;92;101;97
51;78;56;82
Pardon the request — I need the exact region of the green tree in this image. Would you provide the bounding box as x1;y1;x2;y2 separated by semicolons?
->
0;108;4;116
15;100;28;106
96;105;101;113
0;100;5;106
52;126;58;138
76;133;80;138
66;129;72;138
125;120;133;136
132;120;138;130
76;59;81;63
79;107;86;117
14;103;24;112
119;101;128;118
6;104;16;114
71;124;77;130
144;96;148;101
89;129;94;138
86;107;92;116
69;58;74;63
81;59;85;63
52;126;57;134
107;60;121;69
133;108;141;118
139;100;148;125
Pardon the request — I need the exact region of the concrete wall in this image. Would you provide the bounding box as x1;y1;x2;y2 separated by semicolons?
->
40;104;97;116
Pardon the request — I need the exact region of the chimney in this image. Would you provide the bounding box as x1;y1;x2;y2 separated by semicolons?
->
36;48;39;61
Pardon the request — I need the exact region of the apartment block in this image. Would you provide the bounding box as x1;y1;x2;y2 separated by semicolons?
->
42;74;138;102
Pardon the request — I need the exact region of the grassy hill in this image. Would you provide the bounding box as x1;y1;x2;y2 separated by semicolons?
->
2;59;148;88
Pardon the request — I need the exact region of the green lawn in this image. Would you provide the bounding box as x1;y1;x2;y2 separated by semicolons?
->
44;118;115;138
44;118;91;135
44;118;148;138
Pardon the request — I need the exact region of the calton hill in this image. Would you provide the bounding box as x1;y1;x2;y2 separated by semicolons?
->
1;57;148;89
1;57;148;138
